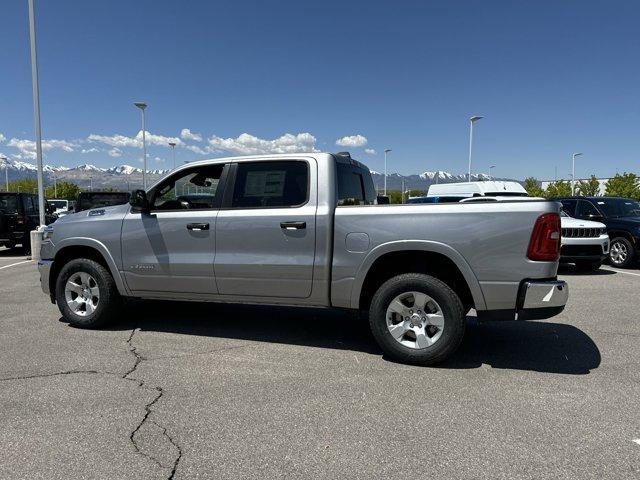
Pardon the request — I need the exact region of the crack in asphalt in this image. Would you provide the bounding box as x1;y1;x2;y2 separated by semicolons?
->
0;369;102;383
124;328;183;479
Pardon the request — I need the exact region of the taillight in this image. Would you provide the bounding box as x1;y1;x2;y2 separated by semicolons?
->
16;215;25;225
527;213;561;261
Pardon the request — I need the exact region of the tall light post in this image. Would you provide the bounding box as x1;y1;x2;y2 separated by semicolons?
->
52;170;57;198
571;152;582;195
384;149;391;195
468;116;484;182
1;155;8;192
168;141;177;170
134;102;148;189
28;0;46;226
489;164;496;180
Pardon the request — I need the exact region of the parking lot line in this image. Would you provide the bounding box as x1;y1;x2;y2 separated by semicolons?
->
633;439;640;446
601;267;640;277
0;260;33;271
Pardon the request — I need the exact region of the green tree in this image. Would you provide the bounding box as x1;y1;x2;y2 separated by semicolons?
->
523;177;545;197
45;181;81;200
387;190;403;204
407;189;426;198
576;175;601;196
604;173;640;200
7;178;38;194
545;180;572;198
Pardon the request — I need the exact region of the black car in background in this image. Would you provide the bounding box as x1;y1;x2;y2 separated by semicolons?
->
558;196;640;268
0;193;56;252
74;191;131;213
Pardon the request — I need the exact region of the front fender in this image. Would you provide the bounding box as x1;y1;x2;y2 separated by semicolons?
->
349;240;487;310
53;237;130;296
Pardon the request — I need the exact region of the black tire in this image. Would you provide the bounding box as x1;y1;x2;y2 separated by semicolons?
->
55;258;121;328
368;273;465;366
609;237;635;268
575;260;602;271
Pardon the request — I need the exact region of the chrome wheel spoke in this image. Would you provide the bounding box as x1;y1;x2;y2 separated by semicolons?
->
388;300;406;316
64;271;100;318
427;312;445;329
412;292;428;310
85;300;96;315
388;322;408;340
66;281;83;295
415;330;432;349
68;297;84;312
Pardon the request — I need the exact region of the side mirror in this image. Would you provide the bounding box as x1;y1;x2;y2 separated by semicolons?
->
129;189;150;213
377;195;390;205
588;214;603;221
46;204;55;214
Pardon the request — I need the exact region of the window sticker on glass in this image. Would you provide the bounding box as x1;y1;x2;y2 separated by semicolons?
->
597;201;604;204
244;171;286;197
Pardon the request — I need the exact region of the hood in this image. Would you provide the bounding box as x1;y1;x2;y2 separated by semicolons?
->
54;202;130;224
561;216;605;229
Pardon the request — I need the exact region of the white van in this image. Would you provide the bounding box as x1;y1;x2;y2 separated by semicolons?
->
427;181;528;198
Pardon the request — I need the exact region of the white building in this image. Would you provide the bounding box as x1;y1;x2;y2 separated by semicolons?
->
541;177;611;195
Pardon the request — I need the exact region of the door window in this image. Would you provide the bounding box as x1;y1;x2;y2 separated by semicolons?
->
230;161;308;208
25;196;37;215
151;164;224;211
336;163;376;206
576;200;600;218
560;199;577;217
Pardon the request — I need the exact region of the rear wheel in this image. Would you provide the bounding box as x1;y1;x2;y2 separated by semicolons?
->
368;273;465;366
55;258;121;328
609;237;635;268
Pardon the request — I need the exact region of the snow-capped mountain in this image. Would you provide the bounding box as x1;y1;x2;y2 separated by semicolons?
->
0;158;509;191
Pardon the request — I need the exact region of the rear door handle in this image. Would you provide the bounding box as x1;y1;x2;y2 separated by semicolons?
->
280;221;306;230
187;222;209;231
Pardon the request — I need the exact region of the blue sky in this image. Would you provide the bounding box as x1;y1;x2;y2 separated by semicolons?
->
1;0;638;180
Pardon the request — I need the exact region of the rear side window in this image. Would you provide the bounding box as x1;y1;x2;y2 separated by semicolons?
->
0;194;19;214
231;161;308;208
560;199;577;216
25;196;37;215
576;200;600;217
336;163;376;206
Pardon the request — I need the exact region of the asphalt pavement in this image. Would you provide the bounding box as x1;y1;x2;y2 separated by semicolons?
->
1;253;639;479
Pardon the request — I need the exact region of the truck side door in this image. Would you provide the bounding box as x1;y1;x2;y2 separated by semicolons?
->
120;163;229;295
214;159;317;298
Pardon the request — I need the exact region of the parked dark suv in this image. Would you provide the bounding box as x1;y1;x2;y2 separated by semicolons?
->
558;196;640;268
0;193;56;252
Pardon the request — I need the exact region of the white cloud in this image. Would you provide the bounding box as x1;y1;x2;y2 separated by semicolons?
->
364;148;376;155
185;144;209;155
154;156;165;163
208;132;319;155
108;148;122;158
88;131;182;149
81;147;99;154
336;135;368;148
6;137;76;159
0;133;5;143
180;128;202;142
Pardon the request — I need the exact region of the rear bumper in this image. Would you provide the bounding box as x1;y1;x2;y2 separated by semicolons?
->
38;259;53;297
477;279;568;321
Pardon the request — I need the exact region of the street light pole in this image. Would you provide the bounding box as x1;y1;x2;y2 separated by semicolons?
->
28;0;46;226
468;116;483;182
384;149;391;195
168;141;177;170
53;170;57;198
489;164;496;180
571;152;582;195
134;102;148;189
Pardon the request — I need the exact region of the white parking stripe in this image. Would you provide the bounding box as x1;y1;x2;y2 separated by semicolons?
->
602;267;640;277
633;439;640;446
0;260;33;271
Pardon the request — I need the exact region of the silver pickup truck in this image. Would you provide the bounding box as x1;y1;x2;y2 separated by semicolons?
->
38;152;568;365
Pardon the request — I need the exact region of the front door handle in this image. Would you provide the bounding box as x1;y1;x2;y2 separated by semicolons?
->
280;221;306;230
187;222;209;231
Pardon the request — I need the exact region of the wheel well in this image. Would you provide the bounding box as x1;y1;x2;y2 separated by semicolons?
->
359;250;474;312
50;246;112;295
609;230;636;246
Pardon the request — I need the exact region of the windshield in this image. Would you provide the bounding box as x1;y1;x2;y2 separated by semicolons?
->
0;194;19;214
49;200;67;209
594;198;640;217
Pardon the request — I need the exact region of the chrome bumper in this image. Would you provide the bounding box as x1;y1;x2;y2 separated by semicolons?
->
518;280;568;320
38;259;53;296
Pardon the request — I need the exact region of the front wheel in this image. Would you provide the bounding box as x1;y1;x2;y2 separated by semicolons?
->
368;273;465;366
55;258;121;328
609;237;635;268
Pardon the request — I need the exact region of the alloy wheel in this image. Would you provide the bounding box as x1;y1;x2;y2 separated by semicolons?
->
386;291;445;349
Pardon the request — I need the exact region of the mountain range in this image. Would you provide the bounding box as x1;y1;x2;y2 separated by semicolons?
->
1;158;508;191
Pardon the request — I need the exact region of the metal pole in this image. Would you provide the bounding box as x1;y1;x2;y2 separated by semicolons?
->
1;156;8;191
384;150;387;195
467;121;474;182
141;110;147;189
489;165;495;180
169;142;177;170
28;0;45;226
571;153;582;195
53;171;57;198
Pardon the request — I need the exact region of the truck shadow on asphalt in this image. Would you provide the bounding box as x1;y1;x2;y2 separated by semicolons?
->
103;300;600;375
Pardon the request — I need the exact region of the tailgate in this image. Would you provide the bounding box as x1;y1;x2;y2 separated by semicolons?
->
0;213;18;237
